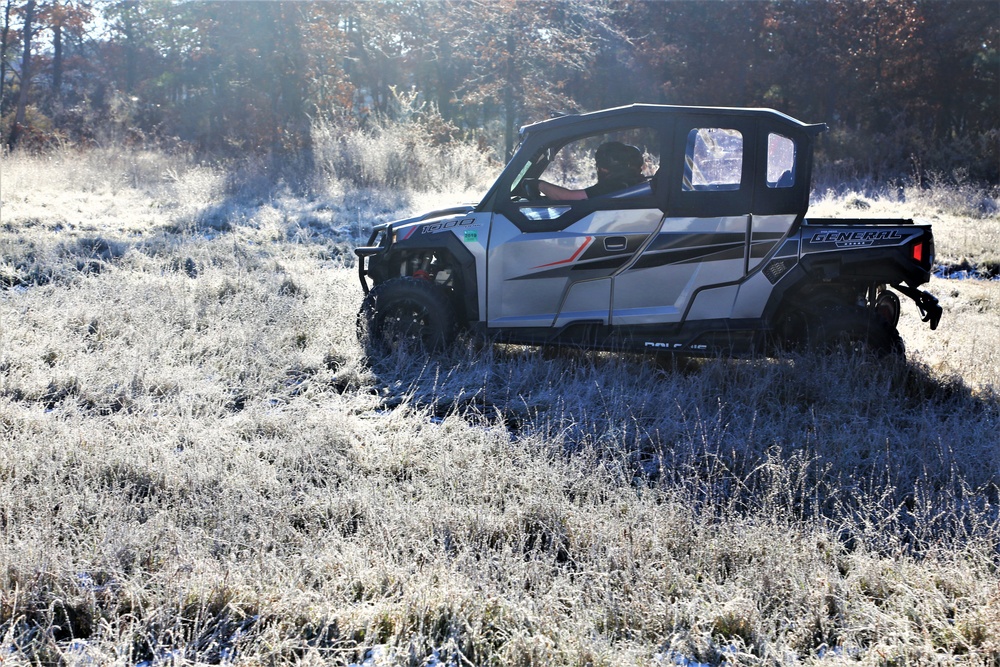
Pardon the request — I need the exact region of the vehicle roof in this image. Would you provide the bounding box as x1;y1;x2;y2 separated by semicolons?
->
518;104;828;139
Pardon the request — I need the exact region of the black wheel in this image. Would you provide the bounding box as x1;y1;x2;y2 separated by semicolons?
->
805;305;905;358
358;277;458;356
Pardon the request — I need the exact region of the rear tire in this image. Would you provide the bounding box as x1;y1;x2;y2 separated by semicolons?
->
358;277;458;356
805;305;905;358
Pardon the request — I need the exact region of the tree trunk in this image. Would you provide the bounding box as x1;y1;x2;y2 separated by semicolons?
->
0;0;13;113
52;21;63;103
7;0;35;150
503;29;517;158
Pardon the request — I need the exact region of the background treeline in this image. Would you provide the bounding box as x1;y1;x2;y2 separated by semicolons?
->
2;0;998;183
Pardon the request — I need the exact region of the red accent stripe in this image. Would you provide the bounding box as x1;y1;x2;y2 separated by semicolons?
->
402;226;418;240
533;236;593;269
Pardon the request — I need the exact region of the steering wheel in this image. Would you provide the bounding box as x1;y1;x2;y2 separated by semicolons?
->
518;178;541;200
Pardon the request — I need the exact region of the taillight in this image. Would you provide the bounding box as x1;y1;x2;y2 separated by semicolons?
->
911;238;933;268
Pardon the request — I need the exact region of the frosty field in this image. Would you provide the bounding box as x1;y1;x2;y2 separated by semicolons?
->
1;148;998;665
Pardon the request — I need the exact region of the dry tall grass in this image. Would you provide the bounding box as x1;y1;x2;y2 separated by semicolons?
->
1;143;998;666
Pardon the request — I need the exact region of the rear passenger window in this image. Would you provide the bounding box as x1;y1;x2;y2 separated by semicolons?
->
766;133;796;188
682;128;743;191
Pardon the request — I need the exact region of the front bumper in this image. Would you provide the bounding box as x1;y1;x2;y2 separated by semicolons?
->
355;223;392;294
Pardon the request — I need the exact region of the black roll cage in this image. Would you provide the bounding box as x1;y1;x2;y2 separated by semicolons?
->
480;104;826;234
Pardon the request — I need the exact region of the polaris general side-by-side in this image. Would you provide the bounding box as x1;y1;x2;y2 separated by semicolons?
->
356;105;942;358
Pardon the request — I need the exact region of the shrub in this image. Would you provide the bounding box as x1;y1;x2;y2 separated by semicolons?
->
312;95;498;194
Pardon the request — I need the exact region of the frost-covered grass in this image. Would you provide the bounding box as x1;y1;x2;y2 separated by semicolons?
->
0;145;998;665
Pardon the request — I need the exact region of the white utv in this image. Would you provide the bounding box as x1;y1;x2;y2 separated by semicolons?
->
356;104;941;358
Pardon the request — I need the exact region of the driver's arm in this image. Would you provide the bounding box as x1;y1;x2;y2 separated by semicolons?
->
537;180;588;201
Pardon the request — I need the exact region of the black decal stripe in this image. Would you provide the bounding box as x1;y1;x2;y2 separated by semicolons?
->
674;245;746;265
647;232;745;252
750;240;780;259
630;242;745;270
775;239;799;257
511;264;620;280
512;232;756;279
571;256;632;272
750;231;786;241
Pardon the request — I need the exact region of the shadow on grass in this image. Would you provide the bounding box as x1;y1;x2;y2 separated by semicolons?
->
362;341;1000;556
0;233;131;289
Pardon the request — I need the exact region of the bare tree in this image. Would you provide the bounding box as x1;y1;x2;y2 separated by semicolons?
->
0;0;14;113
449;0;608;156
6;0;34;150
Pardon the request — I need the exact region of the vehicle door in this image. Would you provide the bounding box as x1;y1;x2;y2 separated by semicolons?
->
610;116;758;326
486;125;666;329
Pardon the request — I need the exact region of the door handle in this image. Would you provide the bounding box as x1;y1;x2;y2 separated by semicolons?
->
604;236;627;252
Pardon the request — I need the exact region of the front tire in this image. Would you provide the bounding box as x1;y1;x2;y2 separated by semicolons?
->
358;277;458;356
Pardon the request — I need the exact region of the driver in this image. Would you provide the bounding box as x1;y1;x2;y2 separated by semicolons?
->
537;141;646;200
